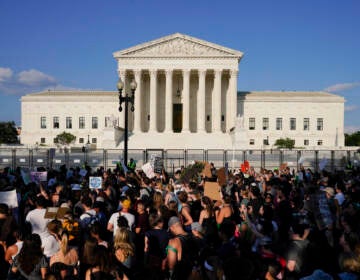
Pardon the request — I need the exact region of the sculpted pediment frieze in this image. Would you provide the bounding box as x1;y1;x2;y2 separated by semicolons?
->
114;33;243;58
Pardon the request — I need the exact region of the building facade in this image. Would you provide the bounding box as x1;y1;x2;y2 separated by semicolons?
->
20;33;345;150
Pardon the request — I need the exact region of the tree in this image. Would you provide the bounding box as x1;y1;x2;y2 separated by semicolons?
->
274;137;295;149
0;121;19;144
345;131;360;146
54;131;76;146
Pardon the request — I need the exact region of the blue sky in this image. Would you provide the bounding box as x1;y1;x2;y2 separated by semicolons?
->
0;0;359;132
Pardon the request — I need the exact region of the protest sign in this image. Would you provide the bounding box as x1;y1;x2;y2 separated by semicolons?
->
142;162;155;179
20;168;31;185
0;189;18;208
44;207;69;220
79;169;87;177
204;181;221;201
89;177;102;189
30;171;47;184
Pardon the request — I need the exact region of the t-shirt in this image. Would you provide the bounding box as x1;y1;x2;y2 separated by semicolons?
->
108;211;135;236
40;231;60;258
26;209;51;235
13;254;48;280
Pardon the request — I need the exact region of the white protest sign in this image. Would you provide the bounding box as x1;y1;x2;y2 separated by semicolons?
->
298;156;305;165
89;177;102;189
142;162;155;178
0;189;18;208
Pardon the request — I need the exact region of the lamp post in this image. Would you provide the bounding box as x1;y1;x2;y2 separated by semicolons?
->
117;78;137;166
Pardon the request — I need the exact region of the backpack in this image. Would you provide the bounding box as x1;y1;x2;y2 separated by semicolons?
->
80;212;100;239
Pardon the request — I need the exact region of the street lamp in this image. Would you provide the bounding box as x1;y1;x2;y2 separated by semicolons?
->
117;78;137;166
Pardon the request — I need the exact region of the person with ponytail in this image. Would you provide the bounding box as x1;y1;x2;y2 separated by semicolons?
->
49;230;79;279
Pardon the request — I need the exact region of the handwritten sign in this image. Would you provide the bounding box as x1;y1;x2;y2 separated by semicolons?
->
142;162;155;179
30;171;47;184
89;177;102;189
204;182;221;201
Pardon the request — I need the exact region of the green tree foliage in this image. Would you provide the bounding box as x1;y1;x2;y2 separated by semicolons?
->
345;131;360;146
0;121;19;144
274;137;295;149
54;131;76;146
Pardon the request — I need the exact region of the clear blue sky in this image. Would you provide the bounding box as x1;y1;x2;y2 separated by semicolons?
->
0;0;359;132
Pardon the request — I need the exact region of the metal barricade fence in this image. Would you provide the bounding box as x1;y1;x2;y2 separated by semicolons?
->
0;147;358;173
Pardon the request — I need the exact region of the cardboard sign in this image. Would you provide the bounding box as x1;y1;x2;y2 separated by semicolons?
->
280;162;288;171
202;162;212;178
44;207;69;220
217;167;227;186
204;181;221;201
89;177;102;189
0;189;18;208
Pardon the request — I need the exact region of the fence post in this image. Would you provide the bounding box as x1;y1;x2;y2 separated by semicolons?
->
297;150;301;170
261;150;265;170
11;149;16;171
65;148;70;168
164;150;168;173
184;149;188;167
243;150;246;162
331;150;335;172
279;150;284;166
315;150;319;172
205;150;208;162
103;150;107;170
347;151;351;163
29;149;33;170
223;150;227;167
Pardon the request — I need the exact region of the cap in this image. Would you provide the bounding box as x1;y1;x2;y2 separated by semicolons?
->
191;222;203;233
122;199;131;209
168;216;181;228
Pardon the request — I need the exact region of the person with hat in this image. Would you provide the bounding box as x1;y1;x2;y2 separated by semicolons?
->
107;198;135;238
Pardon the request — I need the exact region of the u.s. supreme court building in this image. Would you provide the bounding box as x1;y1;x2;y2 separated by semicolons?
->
21;33;345;150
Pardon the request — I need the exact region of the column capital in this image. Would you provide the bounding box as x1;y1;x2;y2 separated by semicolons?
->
118;69;126;77
214;69;223;75
198;69;207;76
230;69;239;77
133;69;142;76
182;69;191;76
165;69;173;76
149;69;157;76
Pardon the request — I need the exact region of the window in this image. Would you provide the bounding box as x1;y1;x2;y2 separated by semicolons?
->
66;117;72;129
40;117;46;129
317;118;323;131
317;140;323;146
290;118;296;130
303;118;310;131
92;138;97;144
207;115;210;121
249;118;255;130
276;118;282;130
249;139;255;145
79;138;84;144
262;118;269;130
304;139;309;146
53;117;59;129
53;138;57;144
40;138;46;144
92;117;98;129
79;117;85;129
263;138;269;145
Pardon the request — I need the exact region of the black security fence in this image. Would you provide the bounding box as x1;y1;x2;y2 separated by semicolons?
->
0;147;358;173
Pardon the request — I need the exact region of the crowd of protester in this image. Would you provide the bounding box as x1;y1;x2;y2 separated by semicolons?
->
0;160;360;280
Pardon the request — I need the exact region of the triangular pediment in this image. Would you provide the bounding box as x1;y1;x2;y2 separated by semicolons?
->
113;33;243;58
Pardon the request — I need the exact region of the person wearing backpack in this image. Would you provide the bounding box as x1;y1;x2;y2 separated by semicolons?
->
166;216;197;280
79;197;98;240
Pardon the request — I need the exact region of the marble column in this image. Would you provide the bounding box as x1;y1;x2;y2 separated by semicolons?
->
212;69;222;132
182;69;190;132
229;69;238;131
165;69;173;132
197;69;206;132
119;69;126;129
133;69;142;132
149;69;157;132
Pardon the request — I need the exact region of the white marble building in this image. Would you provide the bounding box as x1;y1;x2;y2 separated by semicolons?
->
20;33;345;150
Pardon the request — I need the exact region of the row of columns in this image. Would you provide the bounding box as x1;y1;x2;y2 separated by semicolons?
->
119;68;238;133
